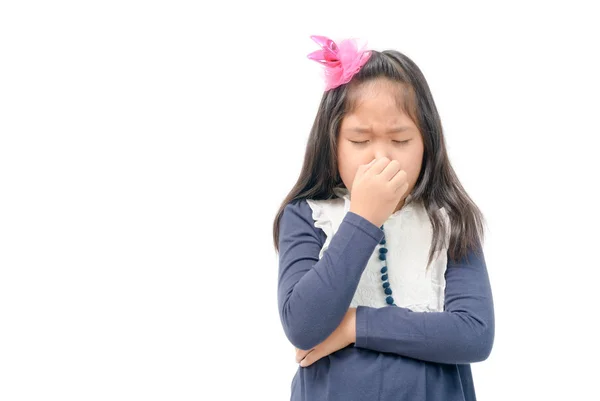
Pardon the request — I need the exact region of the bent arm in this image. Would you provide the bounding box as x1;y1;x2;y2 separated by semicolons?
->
277;200;383;351
354;245;495;364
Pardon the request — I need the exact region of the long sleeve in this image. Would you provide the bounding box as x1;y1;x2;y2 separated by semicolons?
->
354;243;495;364
277;199;384;351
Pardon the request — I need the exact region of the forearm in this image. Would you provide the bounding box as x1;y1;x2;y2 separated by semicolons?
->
278;202;384;350
354;305;494;364
352;247;495;364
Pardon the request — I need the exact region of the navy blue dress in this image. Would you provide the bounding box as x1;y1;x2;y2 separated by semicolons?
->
277;199;494;401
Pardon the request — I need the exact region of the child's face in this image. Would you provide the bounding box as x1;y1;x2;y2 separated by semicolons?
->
337;78;424;211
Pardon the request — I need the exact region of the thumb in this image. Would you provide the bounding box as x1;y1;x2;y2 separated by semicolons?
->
356;158;376;177
365;158;377;168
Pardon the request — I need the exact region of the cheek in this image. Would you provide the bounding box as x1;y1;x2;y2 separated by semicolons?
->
336;148;359;186
406;148;424;183
337;144;352;169
338;160;355;181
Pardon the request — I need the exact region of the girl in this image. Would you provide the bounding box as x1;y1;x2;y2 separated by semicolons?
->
272;35;494;401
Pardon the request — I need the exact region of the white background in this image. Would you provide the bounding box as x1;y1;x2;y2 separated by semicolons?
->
1;1;599;400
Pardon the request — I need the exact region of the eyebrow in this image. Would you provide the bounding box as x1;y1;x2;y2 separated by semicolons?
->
348;126;413;134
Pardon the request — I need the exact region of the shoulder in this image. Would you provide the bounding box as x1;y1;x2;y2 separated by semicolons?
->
283;197;344;222
281;198;314;222
280;198;320;234
282;196;344;233
279;199;327;245
446;240;487;273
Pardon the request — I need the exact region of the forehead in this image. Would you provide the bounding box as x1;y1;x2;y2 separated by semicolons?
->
343;79;415;125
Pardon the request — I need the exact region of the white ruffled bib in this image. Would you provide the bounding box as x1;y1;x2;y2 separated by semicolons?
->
306;187;450;312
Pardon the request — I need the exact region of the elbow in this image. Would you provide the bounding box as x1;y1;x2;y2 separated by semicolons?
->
284;327;321;351
469;321;495;362
279;303;327;351
452;309;495;363
281;315;326;350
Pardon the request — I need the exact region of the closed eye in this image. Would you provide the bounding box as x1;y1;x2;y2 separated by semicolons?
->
349;140;410;145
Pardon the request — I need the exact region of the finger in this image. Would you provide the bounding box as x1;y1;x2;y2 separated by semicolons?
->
296;349;307;363
367;157;391;175
363;157;377;170
356;158;377;176
300;337;339;367
296;348;314;363
389;170;409;194
300;349;319;367
378;159;402;181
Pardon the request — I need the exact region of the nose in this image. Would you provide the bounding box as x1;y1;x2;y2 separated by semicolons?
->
373;142;393;161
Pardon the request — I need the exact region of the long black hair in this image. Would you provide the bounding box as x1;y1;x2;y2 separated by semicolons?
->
272;49;486;266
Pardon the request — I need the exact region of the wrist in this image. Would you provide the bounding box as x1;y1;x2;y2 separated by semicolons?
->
346;308;357;343
348;209;380;228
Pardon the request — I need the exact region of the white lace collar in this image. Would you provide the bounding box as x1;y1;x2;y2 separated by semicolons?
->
306;187;448;311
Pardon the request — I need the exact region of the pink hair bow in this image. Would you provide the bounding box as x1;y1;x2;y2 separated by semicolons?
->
307;35;372;91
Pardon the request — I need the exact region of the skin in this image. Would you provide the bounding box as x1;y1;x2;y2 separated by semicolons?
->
337;77;424;213
295;308;356;367
296;78;425;367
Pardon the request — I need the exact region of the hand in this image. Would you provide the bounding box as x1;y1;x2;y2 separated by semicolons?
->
349;157;409;228
295;308;357;367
